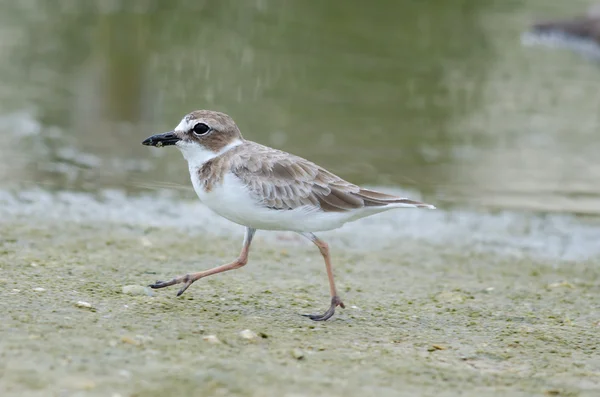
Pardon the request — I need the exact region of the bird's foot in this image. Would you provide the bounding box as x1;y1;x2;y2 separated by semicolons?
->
302;295;345;321
149;273;199;296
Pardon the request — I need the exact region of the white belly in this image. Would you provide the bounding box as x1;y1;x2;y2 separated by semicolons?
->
190;171;368;232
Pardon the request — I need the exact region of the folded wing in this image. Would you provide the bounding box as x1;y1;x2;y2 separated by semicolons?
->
230;143;434;212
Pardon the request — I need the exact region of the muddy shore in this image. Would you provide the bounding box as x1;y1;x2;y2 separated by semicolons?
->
0;190;599;396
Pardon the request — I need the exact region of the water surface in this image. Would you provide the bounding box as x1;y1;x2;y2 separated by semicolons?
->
0;0;599;214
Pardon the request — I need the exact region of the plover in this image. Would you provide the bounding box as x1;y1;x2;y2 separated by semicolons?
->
522;4;600;61
142;110;435;321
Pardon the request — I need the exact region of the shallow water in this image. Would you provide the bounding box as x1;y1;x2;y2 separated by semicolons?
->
1;1;600;396
2;188;600;262
0;0;599;214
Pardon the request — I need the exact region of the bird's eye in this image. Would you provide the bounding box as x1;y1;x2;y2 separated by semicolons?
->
192;123;210;135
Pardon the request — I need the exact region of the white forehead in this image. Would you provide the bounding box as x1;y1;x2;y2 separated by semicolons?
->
174;116;196;132
173;112;236;133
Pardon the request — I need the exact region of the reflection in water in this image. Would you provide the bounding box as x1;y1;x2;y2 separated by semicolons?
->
0;0;599;214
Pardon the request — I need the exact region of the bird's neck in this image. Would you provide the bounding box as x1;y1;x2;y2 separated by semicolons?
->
179;139;244;170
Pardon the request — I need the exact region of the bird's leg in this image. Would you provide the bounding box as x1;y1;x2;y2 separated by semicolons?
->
149;227;256;296
299;233;345;321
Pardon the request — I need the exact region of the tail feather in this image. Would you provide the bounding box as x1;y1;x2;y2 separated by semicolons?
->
357;188;436;209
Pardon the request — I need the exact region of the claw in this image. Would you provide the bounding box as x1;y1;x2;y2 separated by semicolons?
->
302;312;334;321
149;274;197;296
302;296;345;321
149;279;176;289
176;280;194;296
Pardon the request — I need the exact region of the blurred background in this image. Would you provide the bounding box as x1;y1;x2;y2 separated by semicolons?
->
1;0;599;215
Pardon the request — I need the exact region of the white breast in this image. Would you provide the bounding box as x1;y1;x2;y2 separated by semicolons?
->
191;171;392;232
191;172;310;230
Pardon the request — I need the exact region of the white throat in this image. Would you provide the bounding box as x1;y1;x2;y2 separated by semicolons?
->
176;138;243;169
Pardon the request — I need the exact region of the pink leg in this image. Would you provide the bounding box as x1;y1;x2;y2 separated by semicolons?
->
300;233;345;321
150;228;256;296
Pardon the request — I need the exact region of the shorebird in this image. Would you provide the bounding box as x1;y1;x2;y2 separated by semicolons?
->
522;4;600;61
142;110;435;321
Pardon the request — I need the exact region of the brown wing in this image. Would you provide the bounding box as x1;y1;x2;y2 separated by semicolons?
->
229;142;431;212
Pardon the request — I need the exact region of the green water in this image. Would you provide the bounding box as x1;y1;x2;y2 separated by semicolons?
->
1;0;599;213
1;2;600;396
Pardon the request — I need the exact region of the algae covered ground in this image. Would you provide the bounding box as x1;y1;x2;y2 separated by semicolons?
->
0;191;599;397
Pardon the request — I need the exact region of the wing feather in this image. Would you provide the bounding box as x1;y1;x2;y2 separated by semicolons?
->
229;142;433;212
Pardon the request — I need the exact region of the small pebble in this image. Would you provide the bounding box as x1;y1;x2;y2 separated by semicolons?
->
203;335;221;344
118;370;131;378
239;329;258;340
120;336;140;346
291;348;305;360
33;287;46;292
76;301;93;309
435;291;465;303
122;285;153;296
30;262;38;267
548;281;574;289
428;344;447;352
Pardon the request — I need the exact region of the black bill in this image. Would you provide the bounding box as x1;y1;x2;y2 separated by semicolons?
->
142;131;180;147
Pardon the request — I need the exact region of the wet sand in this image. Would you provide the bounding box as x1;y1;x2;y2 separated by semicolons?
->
1;1;600;396
1;190;599;397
